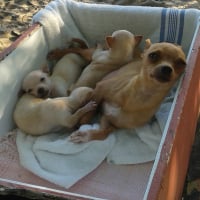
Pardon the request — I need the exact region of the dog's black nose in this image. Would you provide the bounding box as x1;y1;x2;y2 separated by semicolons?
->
38;87;45;95
153;65;173;83
37;87;49;98
160;66;172;76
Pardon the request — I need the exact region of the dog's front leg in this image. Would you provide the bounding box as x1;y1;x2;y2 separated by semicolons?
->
69;115;115;143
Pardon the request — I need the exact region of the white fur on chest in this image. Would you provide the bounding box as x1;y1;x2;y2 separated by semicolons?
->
103;102;121;117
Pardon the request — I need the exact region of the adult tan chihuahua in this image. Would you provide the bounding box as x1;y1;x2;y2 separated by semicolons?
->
14;87;97;135
69;30;142;90
69;39;186;143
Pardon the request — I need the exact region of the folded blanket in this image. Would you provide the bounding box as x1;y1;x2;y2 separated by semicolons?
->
16;0;200;189
16;124;116;188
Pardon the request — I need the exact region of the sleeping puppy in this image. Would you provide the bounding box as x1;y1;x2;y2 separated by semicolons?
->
69;39;186;143
14;87;97;136
69;30;142;90
22;52;87;98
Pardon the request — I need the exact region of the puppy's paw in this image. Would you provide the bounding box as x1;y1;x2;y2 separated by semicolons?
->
47;49;63;60
68;131;91;143
71;38;88;49
83;101;97;112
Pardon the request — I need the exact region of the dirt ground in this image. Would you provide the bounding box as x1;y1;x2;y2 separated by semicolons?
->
0;0;200;199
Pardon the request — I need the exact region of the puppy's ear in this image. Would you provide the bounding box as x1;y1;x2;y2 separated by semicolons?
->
144;39;152;49
106;36;114;48
174;43;184;51
134;35;143;46
141;39;152;58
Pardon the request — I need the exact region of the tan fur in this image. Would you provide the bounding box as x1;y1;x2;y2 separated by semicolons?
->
14;87;97;135
70;30;142;90
22;53;87;98
69;40;186;143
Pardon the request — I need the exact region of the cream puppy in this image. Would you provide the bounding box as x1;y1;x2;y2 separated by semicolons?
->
14;87;97;135
22;53;87;98
70;30;142;90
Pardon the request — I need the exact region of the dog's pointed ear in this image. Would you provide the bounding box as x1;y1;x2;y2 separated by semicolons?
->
141;39;152;58
134;35;143;46
106;36;114;48
144;39;152;49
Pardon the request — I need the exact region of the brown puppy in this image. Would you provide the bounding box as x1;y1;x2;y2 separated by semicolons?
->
47;38;95;62
69;30;142;90
22;52;87;98
14;87;97;136
69;39;186;143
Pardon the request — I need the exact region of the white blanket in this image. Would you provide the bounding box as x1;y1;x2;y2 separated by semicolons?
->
16;0;200;189
16;125;115;188
16;89;173;188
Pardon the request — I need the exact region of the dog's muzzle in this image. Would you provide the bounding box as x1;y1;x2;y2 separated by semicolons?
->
37;87;49;98
151;65;173;83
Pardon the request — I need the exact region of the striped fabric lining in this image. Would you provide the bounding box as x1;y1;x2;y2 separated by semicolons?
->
160;8;185;44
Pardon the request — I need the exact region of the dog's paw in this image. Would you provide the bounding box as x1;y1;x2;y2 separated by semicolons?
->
71;38;88;49
47;49;63;60
83;101;97;112
68;131;91;143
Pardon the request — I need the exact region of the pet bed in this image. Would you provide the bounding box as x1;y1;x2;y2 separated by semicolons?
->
0;0;200;199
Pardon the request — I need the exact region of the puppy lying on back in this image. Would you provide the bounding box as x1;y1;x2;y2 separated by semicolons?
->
14;87;97;135
69;30;142;90
69;39;186;143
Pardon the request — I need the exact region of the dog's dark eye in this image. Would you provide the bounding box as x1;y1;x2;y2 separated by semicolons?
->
27;89;32;93
40;77;45;82
148;52;160;61
175;59;186;68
